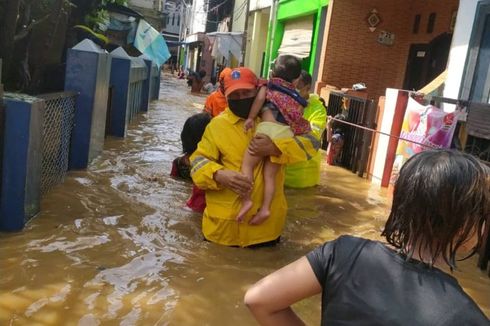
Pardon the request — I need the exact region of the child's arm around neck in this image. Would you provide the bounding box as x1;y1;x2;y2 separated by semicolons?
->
244;85;267;132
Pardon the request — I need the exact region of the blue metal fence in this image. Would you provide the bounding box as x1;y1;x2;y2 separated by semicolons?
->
109;49;148;137
150;63;160;100
65;39;111;169
0;41;161;231
0;91;77;231
38;92;77;195
128;64;147;121
0;93;44;231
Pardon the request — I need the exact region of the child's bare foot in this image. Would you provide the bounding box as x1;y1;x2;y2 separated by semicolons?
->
236;199;253;222
249;208;270;225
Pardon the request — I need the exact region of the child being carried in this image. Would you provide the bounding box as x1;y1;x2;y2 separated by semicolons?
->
237;55;311;224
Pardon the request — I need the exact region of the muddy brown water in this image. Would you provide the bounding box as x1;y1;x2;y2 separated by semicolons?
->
1;75;489;325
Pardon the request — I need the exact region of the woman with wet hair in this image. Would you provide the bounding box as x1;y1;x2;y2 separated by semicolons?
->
171;112;211;212
245;150;489;325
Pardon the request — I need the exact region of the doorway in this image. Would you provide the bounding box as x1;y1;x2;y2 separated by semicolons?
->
403;44;430;91
403;33;452;91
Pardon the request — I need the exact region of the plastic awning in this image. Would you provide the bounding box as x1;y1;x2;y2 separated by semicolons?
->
207;32;244;63
278;15;314;58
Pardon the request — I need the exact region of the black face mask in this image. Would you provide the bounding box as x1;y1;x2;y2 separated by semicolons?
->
227;97;255;119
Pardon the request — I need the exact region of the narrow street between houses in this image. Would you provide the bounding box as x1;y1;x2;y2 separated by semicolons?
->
1;75;489;325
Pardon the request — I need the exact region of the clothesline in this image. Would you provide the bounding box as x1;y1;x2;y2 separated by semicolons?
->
328;116;438;149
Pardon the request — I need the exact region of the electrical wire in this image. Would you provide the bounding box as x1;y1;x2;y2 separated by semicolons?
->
233;0;248;21
207;0;230;13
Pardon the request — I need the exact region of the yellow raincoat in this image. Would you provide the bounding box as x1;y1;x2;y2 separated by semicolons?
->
190;108;320;247
285;94;327;188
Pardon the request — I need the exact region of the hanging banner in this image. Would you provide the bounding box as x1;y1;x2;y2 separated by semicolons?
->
390;97;460;184
134;19;171;67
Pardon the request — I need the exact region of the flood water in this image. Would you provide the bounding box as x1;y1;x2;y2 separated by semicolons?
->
1;75;489;325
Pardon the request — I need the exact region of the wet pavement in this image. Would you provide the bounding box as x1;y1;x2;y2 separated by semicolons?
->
1;74;489;325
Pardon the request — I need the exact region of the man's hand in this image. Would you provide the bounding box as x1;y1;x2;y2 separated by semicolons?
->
214;170;252;197
243;118;255;132
248;134;281;157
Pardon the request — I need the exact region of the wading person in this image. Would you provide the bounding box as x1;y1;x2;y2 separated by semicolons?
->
285;70;327;188
326;113;346;166
204;67;231;117
187;69;206;93
190;67;319;247
245;150;489;325
237;55;310;224
171;112;211;213
203;76;218;94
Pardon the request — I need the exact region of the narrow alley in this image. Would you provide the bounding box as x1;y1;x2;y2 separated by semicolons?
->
0;75;489;325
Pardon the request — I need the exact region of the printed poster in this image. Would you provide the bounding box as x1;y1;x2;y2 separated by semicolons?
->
390;97;460;185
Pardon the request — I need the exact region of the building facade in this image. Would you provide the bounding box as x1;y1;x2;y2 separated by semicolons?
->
128;0;165;32
369;0;490;186
263;0;329;81
444;0;490;104
161;0;186;66
244;0;272;75
315;0;458;102
184;0;244;79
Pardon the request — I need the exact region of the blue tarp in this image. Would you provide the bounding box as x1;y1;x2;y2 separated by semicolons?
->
134;20;171;67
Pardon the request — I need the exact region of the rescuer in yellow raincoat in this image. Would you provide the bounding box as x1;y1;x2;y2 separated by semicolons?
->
285;71;327;188
190;68;320;247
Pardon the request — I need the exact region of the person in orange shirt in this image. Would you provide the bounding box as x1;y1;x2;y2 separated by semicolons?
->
204;68;231;117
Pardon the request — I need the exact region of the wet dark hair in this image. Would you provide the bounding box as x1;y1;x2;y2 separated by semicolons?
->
272;55;302;82
298;70;312;87
382;150;490;269
181;112;211;155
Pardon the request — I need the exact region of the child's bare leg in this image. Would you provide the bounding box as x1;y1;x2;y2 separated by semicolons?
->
249;158;280;225
260;108;276;122
236;150;262;222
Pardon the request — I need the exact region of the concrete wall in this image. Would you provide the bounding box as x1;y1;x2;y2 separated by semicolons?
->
245;8;270;75
317;0;458;101
232;0;248;32
163;1;182;35
190;0;208;34
443;0;480;100
250;0;272;11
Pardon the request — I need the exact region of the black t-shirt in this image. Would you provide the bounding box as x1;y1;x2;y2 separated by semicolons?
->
307;235;489;325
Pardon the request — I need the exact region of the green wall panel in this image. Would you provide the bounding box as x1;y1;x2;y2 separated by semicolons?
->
277;0;328;20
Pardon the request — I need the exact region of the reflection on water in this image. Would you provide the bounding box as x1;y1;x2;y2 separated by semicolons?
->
0;75;488;325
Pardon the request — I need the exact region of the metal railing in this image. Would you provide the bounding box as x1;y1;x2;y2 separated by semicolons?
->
150;64;160;100
38;92;77;195
430;96;490;164
128;80;143;122
128;65;147;123
326;92;376;176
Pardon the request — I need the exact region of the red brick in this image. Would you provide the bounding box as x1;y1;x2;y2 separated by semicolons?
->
317;0;458;101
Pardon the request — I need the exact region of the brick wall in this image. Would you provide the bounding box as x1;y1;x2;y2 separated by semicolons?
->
317;0;459;101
